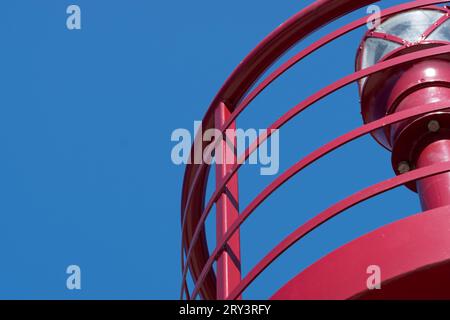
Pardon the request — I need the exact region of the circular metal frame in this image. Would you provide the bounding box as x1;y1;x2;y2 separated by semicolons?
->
180;0;450;300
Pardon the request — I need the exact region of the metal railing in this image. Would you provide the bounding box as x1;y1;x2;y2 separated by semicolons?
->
180;0;450;300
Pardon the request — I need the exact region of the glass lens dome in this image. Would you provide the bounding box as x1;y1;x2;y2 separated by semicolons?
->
358;9;446;93
361;38;402;69
427;19;450;41
375;9;443;43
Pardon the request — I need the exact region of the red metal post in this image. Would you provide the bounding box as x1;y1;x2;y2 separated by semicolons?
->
215;102;241;300
355;7;450;212
182;1;450;301
378;61;450;211
417;140;450;211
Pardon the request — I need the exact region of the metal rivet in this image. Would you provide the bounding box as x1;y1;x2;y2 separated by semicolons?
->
398;161;411;174
428;120;440;133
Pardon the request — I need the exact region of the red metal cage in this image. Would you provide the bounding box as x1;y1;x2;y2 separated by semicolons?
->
180;0;450;300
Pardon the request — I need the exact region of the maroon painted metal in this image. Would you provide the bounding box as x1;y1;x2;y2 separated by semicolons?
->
181;0;382;299
191;101;450;300
389;64;450;191
356;6;450;151
226;161;450;300
181;0;450;300
271;205;450;300
214;102;241;299
356;5;450;213
183;45;450;300
181;0;380;298
417;140;450;210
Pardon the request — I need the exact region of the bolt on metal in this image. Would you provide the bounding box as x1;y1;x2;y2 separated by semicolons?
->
428;120;440;133
398;161;411;174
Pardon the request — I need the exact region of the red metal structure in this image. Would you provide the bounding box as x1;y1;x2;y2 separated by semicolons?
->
181;0;450;300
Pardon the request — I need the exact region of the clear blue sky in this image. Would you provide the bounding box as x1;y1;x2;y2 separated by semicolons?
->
0;0;437;299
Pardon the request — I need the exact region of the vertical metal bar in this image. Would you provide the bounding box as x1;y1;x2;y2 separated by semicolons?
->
417;139;450;211
215;101;242;300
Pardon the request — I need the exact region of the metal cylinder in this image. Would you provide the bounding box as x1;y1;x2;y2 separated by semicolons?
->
417;139;450;211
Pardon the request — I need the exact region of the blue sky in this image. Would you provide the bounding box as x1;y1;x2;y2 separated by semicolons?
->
0;0;440;299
